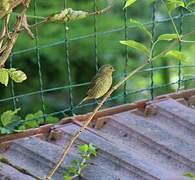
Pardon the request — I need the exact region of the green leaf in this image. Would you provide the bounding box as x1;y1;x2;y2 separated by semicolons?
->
0;127;12;135
165;50;186;61
187;0;195;7
88;144;97;156
9;68;27;83
0;68;9;86
68;167;78;174
23;118;39;129
79;144;89;153
24;110;44;129
182;75;195;90
0;108;21;127
15;125;26;132
80;163;88;169
129;19;152;40
63;173;72;180
166;0;185;12
124;0;137;9
183;172;195;179
33;110;44;124
157;33;180;41
120;40;149;55
45;116;59;124
71;159;79;165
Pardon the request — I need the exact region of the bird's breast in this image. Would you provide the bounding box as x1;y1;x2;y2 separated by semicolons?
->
87;75;112;99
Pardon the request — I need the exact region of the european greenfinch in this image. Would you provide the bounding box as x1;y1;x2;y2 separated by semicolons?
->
79;64;115;105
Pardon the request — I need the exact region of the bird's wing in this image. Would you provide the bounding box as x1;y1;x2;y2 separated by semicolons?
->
88;73;101;89
87;73;103;95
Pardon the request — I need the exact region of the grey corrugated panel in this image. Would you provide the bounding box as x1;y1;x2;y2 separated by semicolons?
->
61;124;181;180
3;138;64;180
145;106;195;146
2;137;144;180
1;97;195;179
108;111;195;169
153;99;195;131
90;117;194;179
0;162;35;180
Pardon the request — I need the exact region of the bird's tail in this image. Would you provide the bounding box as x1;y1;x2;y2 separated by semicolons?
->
78;96;89;106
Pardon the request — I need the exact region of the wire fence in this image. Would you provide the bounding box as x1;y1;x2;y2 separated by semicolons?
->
1;0;195;129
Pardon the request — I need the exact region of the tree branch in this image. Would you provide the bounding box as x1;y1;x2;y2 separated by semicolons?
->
0;0;116;42
0;0;31;68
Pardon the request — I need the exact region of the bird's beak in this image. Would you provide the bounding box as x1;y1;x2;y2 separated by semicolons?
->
112;67;115;72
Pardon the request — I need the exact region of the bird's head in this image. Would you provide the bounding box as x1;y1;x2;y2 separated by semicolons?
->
99;64;115;75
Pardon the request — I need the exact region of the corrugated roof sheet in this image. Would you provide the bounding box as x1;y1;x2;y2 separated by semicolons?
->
1;90;195;180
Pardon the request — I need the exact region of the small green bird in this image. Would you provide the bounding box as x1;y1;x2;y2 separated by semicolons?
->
79;64;115;105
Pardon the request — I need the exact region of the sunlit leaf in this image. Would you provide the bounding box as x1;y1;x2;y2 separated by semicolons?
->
157;33;180;41
129;19;152;40
88;144;97;156
0;68;9;86
165;50;186;61
68;167;78;174
24;110;44;129
120;40;149;55
9;68;27;83
63;173;72;180
166;0;185;12
0;108;21;127
187;0;195;7
46;116;59;124
183;172;195;179
0;127;12;135
124;0;137;9
79;144;89;153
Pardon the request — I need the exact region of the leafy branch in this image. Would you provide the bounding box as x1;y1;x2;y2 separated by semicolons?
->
0;68;27;86
0;108;59;135
0;0;31;68
184;172;195;179
63;144;97;180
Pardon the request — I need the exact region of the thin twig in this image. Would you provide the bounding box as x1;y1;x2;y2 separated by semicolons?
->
0;17;21;67
12;12;46;19
0;17;8;50
88;0;115;16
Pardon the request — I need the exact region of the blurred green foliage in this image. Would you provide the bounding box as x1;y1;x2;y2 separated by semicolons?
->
0;0;195;117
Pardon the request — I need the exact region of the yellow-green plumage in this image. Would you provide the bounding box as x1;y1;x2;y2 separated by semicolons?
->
79;64;114;105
